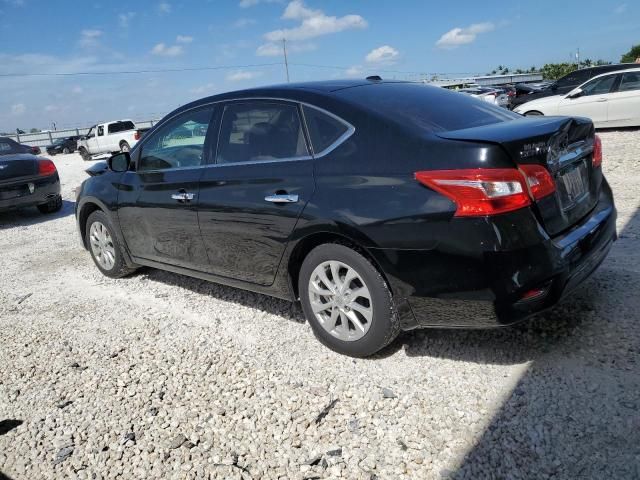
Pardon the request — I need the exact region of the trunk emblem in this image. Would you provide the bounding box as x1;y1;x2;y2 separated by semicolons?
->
28;183;35;193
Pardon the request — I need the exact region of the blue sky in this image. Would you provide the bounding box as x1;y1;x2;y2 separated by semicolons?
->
0;0;637;132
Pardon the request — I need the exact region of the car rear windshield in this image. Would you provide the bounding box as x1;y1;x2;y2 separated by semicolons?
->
0;138;25;155
337;83;520;133
108;121;135;134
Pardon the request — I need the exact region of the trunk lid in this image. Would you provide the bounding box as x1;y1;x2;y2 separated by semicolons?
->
0;154;38;182
437;116;599;236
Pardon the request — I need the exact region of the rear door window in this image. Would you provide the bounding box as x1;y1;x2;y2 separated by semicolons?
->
618;72;640;92
108;121;135;134
216;102;309;164
302;105;350;154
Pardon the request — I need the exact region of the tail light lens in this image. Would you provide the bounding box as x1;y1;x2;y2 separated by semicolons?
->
415;167;556;217
38;159;57;176
519;164;556;200
134;131;140;140
592;134;602;168
415;169;531;217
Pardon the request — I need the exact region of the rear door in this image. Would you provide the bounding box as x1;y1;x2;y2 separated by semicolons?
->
117;105;216;269
197;100;314;285
557;74;617;125
606;71;640;126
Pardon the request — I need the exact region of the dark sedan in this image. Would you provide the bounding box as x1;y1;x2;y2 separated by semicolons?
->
0;137;62;214
46;136;78;155
75;79;616;357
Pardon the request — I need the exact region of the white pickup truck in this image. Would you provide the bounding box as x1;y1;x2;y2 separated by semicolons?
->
77;120;144;161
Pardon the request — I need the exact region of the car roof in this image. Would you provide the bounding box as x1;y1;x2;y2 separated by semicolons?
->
583;66;640;85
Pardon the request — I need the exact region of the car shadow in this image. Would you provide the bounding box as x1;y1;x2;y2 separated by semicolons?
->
0;419;23;436
0;200;74;229
446;204;640;478
138;267;306;323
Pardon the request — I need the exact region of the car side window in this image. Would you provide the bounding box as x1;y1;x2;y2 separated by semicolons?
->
97;126;104;137
302;105;350;154
580;75;616;96
618;72;640;92
216;102;309;164
138;106;214;172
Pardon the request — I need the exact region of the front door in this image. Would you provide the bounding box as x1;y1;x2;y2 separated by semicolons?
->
117;105;216;269
197;100;314;285
558;74;616;126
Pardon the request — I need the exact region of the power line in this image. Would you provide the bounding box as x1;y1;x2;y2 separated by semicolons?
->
0;62;283;78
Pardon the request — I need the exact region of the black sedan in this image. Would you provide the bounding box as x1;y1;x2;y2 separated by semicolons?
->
0;137;62;214
46;136;78;155
75;79;616;357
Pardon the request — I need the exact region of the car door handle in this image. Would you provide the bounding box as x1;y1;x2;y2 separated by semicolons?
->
264;194;299;203
171;191;195;202
596;98;608;102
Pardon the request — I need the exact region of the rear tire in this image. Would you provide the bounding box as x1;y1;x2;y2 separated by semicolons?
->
298;243;400;357
524;111;544;116
62;147;70;154
37;194;62;214
85;210;136;278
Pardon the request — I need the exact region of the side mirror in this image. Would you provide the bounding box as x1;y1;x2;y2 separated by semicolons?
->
566;88;583;99
108;152;131;172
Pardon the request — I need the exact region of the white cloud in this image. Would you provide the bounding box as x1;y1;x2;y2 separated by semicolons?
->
614;3;627;14
239;0;280;8
157;2;171;14
345;65;362;77
79;29;103;48
118;12;136;27
11;103;25;115
151;43;184;56
176;35;193;44
233;17;256;28
256;41;315;56
365;45;399;65
190;83;216;94
226;70;261;82
264;0;367;42
436;22;495;49
72;86;84;94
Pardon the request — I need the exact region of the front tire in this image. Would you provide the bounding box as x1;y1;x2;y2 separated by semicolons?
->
86;210;135;278
37;194;62;214
120;142;130;153
79;147;91;161
298;244;400;357
62;147;70;154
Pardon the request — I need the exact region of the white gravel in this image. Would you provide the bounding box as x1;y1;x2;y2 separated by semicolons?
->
1;130;639;479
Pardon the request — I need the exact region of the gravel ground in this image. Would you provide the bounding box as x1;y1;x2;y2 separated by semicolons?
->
1;130;639;480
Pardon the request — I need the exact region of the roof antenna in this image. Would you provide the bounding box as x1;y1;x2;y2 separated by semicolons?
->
366;75;382;81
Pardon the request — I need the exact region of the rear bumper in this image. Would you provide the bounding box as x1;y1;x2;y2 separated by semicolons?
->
0;174;60;211
370;180;617;329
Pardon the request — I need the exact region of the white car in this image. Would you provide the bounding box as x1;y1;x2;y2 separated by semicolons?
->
459;87;510;108
513;68;640;128
77;120;142;161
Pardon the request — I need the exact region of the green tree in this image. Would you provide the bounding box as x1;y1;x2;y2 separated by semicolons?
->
540;62;577;80
621;44;640;63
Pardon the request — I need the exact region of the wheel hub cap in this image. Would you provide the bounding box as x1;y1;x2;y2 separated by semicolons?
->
308;260;373;342
89;221;116;270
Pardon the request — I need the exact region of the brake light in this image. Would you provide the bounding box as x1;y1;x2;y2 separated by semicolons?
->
134;130;140;140
592;134;602;168
38;159;57;176
519;164;556;200
415;169;532;217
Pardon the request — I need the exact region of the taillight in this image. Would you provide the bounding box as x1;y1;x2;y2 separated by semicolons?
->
38;159;57;176
592;134;602;168
519;164;556;200
134;131;140;140
415;169;532;217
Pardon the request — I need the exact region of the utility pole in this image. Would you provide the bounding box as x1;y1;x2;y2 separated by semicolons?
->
576;48;580;66
282;38;290;83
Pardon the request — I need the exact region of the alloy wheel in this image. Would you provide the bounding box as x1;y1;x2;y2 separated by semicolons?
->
89;221;116;270
308;260;373;341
